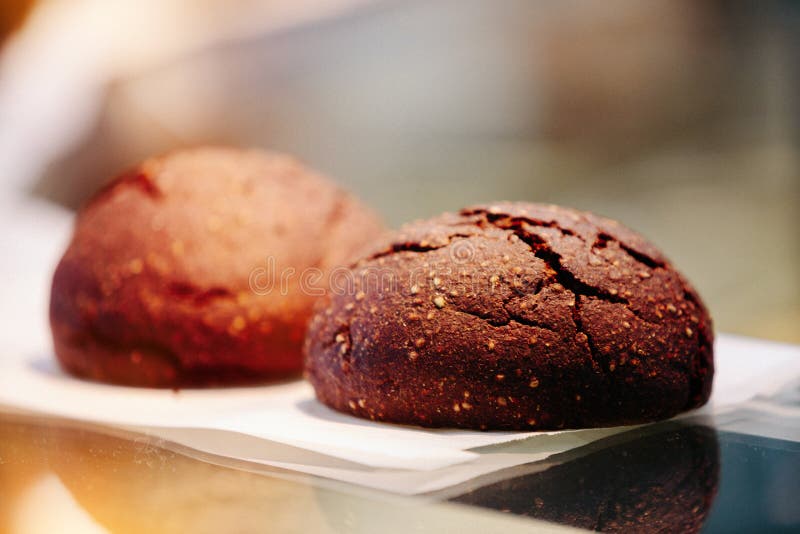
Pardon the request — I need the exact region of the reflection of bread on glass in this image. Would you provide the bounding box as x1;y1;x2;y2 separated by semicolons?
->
50;147;383;387
0;416;51;529
39;421;328;534
0;415;108;533
452;423;720;533
47;422;562;534
0;0;34;43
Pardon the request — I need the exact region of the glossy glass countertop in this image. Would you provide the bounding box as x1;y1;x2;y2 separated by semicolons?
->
2;400;798;534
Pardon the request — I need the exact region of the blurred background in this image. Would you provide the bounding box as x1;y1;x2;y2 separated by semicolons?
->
0;0;798;342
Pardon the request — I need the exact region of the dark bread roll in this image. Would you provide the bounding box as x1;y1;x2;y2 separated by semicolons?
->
304;202;713;430
50;147;383;387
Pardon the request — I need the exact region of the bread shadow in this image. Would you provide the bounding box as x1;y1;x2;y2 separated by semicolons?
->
295;397;422;431
26;355;300;391
28;355;70;378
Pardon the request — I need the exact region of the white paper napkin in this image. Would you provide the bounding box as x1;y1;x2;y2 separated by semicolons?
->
1;335;799;474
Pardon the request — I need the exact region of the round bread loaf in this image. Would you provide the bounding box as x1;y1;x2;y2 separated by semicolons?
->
305;202;713;430
50;147;383;387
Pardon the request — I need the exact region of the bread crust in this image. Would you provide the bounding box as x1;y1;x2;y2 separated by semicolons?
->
50;147;383;387
304;202;713;429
